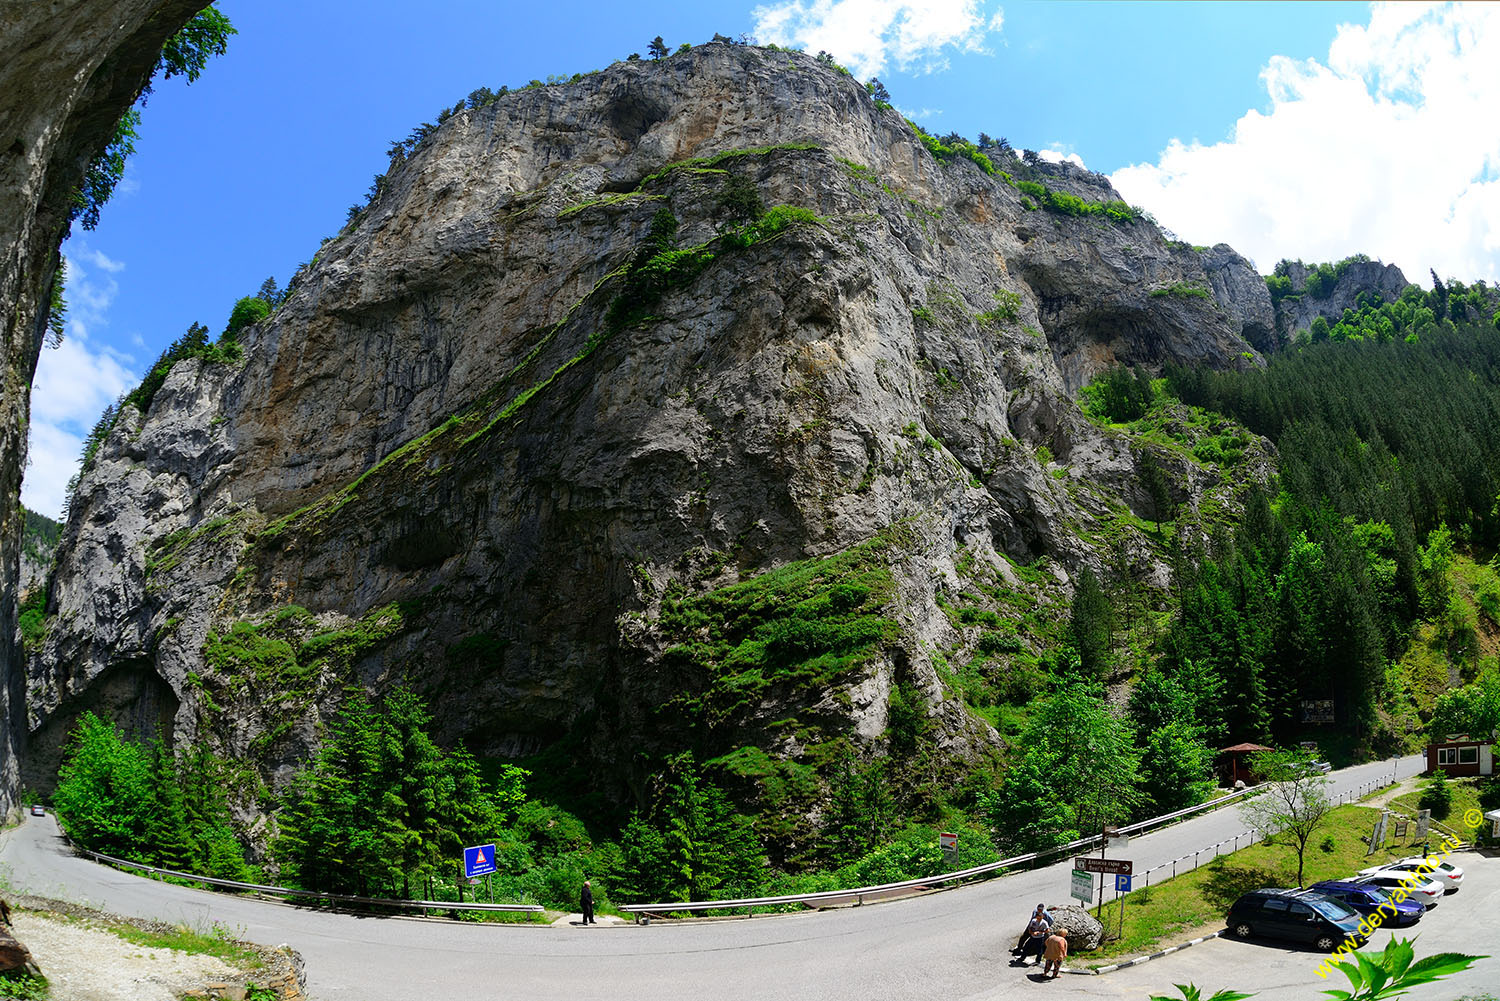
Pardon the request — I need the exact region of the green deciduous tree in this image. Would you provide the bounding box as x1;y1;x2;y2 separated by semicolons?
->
1241;748;1333;888
1428;666;1500;740
988;680;1142;852
983;754;1076;852
52;713;153;857
225;296;271;339
1417;524;1454;617
151;6;235;89
1138;721;1217;814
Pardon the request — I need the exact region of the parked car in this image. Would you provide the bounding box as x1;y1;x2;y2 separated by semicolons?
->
1389;856;1464;891
29;804;44;816
1227;888;1369;951
1308;880;1423;926
1362;864;1464;894
1292;760;1334;775
1353;870;1444;907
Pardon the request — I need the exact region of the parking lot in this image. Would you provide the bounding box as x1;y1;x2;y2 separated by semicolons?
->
998;849;1497;1000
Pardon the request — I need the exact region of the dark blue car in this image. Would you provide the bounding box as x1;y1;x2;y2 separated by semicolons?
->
1308;881;1423;927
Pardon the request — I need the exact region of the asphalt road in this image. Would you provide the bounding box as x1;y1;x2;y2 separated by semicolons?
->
0;755;1437;1001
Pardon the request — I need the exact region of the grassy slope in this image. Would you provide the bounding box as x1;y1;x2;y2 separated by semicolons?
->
1080;800;1442;964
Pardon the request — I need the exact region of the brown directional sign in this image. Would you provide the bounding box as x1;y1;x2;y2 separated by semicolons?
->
1073;857;1133;875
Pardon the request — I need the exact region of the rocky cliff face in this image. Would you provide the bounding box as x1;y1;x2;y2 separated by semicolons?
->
0;0;212;818
27;45;1272;820
20;510;61;595
1273;258;1411;341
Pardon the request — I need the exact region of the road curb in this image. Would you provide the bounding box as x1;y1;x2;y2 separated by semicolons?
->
1070;929;1226;975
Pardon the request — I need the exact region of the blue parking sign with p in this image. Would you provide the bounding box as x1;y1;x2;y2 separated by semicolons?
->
1115;873;1132;892
465;843;498;879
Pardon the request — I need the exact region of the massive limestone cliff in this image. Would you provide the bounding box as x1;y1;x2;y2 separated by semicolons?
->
27;45;1274;827
0;0;212;818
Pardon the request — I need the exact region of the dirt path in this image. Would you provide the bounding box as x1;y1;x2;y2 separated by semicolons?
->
11;911;238;1001
1362;775;1420;808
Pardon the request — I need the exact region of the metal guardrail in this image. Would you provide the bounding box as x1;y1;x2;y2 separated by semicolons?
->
625;772;1402;919
625;785;1264;918
1116;777;1394;889
73;845;544;914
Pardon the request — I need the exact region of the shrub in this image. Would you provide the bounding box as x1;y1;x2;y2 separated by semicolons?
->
1418;772;1452;820
1479;776;1500;811
224;296;271;338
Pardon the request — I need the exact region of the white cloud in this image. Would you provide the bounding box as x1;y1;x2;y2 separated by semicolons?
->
58;243;123;343
1039;147;1086;169
22;246;138;519
1111;2;1500;284
751;0;1005;78
896;105;944;121
22;422;85;522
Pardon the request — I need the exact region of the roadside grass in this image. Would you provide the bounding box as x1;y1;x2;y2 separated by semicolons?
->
1076;802;1440;965
101;919;264;969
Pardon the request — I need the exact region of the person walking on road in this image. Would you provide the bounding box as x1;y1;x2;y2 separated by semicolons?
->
1015;904;1052;965
580;879;595;925
1042;928;1068;978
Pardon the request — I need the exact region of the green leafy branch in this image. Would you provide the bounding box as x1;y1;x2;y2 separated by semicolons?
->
1150;938;1486;1001
1322;938;1485;1001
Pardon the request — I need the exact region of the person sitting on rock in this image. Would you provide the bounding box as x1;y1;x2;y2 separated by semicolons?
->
1015;904;1052;964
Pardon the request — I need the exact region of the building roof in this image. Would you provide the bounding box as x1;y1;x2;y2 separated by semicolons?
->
1219;742;1274;754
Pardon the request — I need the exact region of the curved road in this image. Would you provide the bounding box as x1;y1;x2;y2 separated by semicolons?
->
1;756;1424;1000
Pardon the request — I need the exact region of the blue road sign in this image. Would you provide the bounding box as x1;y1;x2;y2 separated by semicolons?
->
1115;873;1132;892
464;843;498;879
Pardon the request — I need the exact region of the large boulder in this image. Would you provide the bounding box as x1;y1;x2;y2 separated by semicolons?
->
0;898;43;980
1046;903;1105;952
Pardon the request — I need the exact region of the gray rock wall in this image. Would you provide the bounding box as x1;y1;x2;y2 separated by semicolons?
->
1274;259;1411;340
29;45;1270;809
0;0;212;819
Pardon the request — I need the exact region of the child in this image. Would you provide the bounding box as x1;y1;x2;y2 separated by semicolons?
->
1042;927;1068;978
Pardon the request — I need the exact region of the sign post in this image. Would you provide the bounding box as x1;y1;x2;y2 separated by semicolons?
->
465;844;498;879
939;832;958;855
1073;857;1133;875
464;842;498;906
1114;873;1131;939
1070;868;1093;903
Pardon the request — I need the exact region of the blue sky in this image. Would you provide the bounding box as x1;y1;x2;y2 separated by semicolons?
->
28;1;1500;518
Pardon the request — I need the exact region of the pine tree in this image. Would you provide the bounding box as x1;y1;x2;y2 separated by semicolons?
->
145;738;195;870
648;36;669;60
1070;566;1115;678
256;275;282;307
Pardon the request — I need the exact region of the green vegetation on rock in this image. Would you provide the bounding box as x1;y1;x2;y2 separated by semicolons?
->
658;529;905;726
